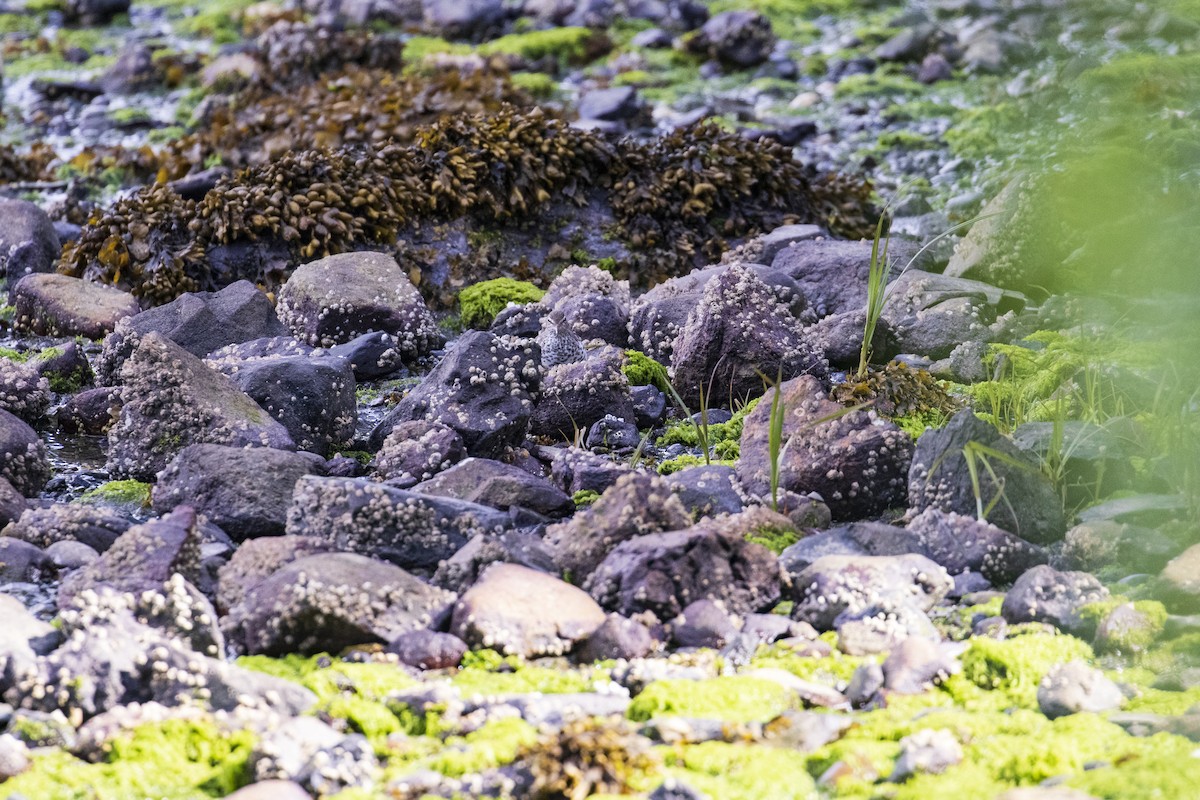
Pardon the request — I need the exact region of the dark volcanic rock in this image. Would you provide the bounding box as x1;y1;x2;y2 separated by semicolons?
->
574;613;657;662
374;420;466;486
216;535;338;614
0;476;28;529
664;465;747;520
12;274;140;340
411;458;573;518
879;270;1026;360
0;538;54;583
904;509;1048;584
450;563;606;657
544;472;691;583
3;503;131;553
584;524;780;621
387;630;468;670
106;333;296;480
432;530;558;594
57;507;206;608
285;475;509;573
56;387;122;435
687;10;776;68
0;409;51;497
223;552;455;656
276;251;440;356
738;375;912;520
670;265;827;409
531;346;636;441
909;410;1065;545
784;553;952;631
152;444;326;540
1001;565;1108;633
0;199;59;293
369;331;540;457
97;281;287;386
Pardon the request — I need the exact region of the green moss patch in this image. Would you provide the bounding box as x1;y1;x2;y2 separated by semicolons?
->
958;631;1094;708
458;278;545;329
628;676;797;723
622;350;670;393
665;741;818;800
81;480;152;507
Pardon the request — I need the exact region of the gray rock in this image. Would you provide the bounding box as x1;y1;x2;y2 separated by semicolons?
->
574;613;657;662
0;476;27;529
276;251;440;356
411;457;572;517
908;410;1065;544
1037;660;1124;719
285;475;509;573
585;524;780;620
152;444;326;540
546;445;633;496
55;386;123;435
804;309;899;370
0;733;29;781
754;224;826;265
532;345;636;440
671;599;740;648
107;332;296;480
64;0;130;24
0;358;49;424
224;552;455;655
12;274;139;340
544;472;691;583
882;636;962;694
225;780;312;800
216;535;338;614
905;508;1048;584
0;409;49;497
421;0;504;37
688;10;776;67
219;354;356;456
579;86;643;122
0;200;59;292
374;420;466;486
0;592;59;696
451;563;606;658
1001;565;1108;633
786;553;952;630
45;540;99;570
846;662;884;708
97;280;287;386
770;237;918;319
1157;543;1200;613
328;331;404;380
57;507;206;609
891;728;963;781
1063;520;1178;575
3;503;131;552
369;331;539;457
1012;420;1135;508
665;464;746;520
738;375;912;520
670;264;826;409
431;530;558;594
0;538;52;583
879;270;1026;360
387;630;467;670
586;414;641;452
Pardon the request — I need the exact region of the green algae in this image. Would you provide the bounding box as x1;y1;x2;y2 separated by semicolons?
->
750;643;869;686
658;396;759;450
1076;598;1167;651
664;741;818;800
655;453;736;475
627;676;797;723
450;650;591;697
81;479;152;507
745;524;802;554
510;71;557;98
573;489;600;507
958;632;1095;709
1120;684;1200;715
1069;738;1200;799
622;350;670;393
238;653;418;703
1;719;255;800
479;26;601;64
457;277;545;329
420;717;538;777
323;694;405;743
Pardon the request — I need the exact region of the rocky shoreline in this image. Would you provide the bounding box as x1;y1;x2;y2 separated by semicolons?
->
0;0;1198;798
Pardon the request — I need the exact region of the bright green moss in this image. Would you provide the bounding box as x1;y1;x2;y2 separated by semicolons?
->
402;35;471;63
1120;684;1200;715
458;278;545;329
749;643;869;686
628;676;797;723
5;51;116;77
0;12;44;34
1075;598;1167;650
510;71;557;98
958;632;1094;708
573;489;600;507
658;397;759;449
323;694;404;744
479;27;599;64
1069;736;1200;799
420;717;538;777
451;657;590;697
622;350;670;393
655;454;736;475
1;719;255;800
81;480;152;507
665;741;818;800
745;525;802;554
834;70;923;99
237;653;417;703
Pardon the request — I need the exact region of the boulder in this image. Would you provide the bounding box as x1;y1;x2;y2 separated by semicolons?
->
584;525;780;621
12;274;140;340
879;270;1026;360
276;251;440;356
904;509;1048;584
106;333;295;480
55;387;122;435
2;502;131;552
432;530;558;594
785;553;952;630
1037;661;1124;719
216;535;338;614
670;264;827;409
450;563;606;657
0;408;50;497
421;0;504;38
368;331;539;457
1001;565;1108;633
0;199;59;292
411;458;572;518
223;552;455;655
0;476;27;529
373;420;465;486
387;630;468;670
152;445;326;540
0;358;49;424
531;345;637;440
0;538;53;583
285;476;509;573
909;410;1065;544
738;375;912;520
664;464;747;520
687;10;776;68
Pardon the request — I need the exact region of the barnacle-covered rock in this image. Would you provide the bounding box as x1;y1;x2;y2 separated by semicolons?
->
152;444;326;541
908;409;1065;544
276;251;440;356
739;375;913;521
2;502;131;553
0;199;60;292
450;563;605;657
411;457;573;517
584;524;781;620
542;265;631;348
284;475;510;573
368;330;540;457
107;332;296;481
12;274;140;340
531;345;636;441
374;420;466;486
216;535;337;614
670;264;828;409
0;359;50;424
0;409;51;497
783;553;952;631
222;551;456;656
686;10;776;68
251;21;406;89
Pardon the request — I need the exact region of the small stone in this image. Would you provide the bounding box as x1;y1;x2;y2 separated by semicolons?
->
1037;660;1124;719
